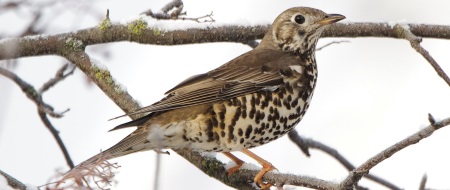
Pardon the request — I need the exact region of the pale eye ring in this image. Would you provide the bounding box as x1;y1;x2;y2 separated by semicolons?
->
294;15;305;24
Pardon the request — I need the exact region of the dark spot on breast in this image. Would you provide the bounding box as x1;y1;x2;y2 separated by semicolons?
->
219;111;225;121
260;112;265;120
207;131;214;142
233;107;241;125
266;92;273;101
213;132;220;142
228;125;235;141
242;96;247;104
255;110;261;124
289;114;299;120
255;96;261;105
277;98;283;107
273;108;280;120
240;138;244;144
283;99;291;110
211;117;218;127
249;107;256;119
241;110;247;119
220;131;225;138
245;125;253;139
278;91;284;99
251;96;256;107
238;128;243;136
291;99;298;108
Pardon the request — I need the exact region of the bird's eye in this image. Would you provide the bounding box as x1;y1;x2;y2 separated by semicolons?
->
294;15;305;24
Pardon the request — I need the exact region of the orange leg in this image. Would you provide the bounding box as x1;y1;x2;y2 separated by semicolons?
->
223;152;244;175
241;148;276;189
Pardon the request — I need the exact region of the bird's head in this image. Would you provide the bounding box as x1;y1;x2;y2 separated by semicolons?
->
259;7;345;55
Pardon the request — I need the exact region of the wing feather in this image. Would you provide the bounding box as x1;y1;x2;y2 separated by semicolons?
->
114;49;300;119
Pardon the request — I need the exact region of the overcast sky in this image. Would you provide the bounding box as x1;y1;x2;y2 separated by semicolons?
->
1;0;450;190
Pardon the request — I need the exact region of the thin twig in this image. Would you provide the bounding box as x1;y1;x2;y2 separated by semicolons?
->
0;66;74;169
0;67;66;118
288;130;401;190
394;24;450;87
141;0;214;23
153;154;161;190
418;174;427;190
316;40;350;51
340;115;450;189
38;110;75;168
39;63;76;93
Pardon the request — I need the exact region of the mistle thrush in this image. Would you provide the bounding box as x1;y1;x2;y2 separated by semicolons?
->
76;7;345;189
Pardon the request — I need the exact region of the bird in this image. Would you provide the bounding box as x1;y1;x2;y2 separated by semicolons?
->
75;7;345;189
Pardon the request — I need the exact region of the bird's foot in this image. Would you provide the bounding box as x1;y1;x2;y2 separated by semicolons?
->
253;161;276;189
223;152;245;175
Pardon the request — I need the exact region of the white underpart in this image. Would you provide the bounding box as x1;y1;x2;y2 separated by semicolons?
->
289;65;302;74
148;122;187;149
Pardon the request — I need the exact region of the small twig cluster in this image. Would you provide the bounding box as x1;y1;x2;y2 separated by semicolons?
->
141;0;214;23
0;64;75;168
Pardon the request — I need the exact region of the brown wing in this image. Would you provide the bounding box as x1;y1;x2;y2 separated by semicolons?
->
112;49;299;120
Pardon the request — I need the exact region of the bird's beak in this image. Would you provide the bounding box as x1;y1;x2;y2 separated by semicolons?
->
317;14;346;25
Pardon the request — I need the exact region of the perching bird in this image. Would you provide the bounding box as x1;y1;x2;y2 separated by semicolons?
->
76;7;345;189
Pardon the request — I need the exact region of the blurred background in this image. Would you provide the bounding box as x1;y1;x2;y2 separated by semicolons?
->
1;0;450;189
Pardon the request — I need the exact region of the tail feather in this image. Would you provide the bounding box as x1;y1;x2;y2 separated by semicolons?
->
76;131;150;168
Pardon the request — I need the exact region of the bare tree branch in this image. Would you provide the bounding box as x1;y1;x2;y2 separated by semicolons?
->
288;131;401;190
0;66;66;118
339;115;450;189
0;65;74;168
393;24;450;87
38;110;74;169
418;174;427;190
0;170;28;190
38;63;76;93
141;0;214;23
1;22;450;60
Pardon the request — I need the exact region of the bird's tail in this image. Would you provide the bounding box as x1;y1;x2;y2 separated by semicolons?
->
75;131;150;168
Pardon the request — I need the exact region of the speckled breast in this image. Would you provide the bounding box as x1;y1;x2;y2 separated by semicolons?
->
185;63;318;152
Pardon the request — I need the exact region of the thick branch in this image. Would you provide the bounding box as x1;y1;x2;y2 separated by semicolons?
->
1;22;450;60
